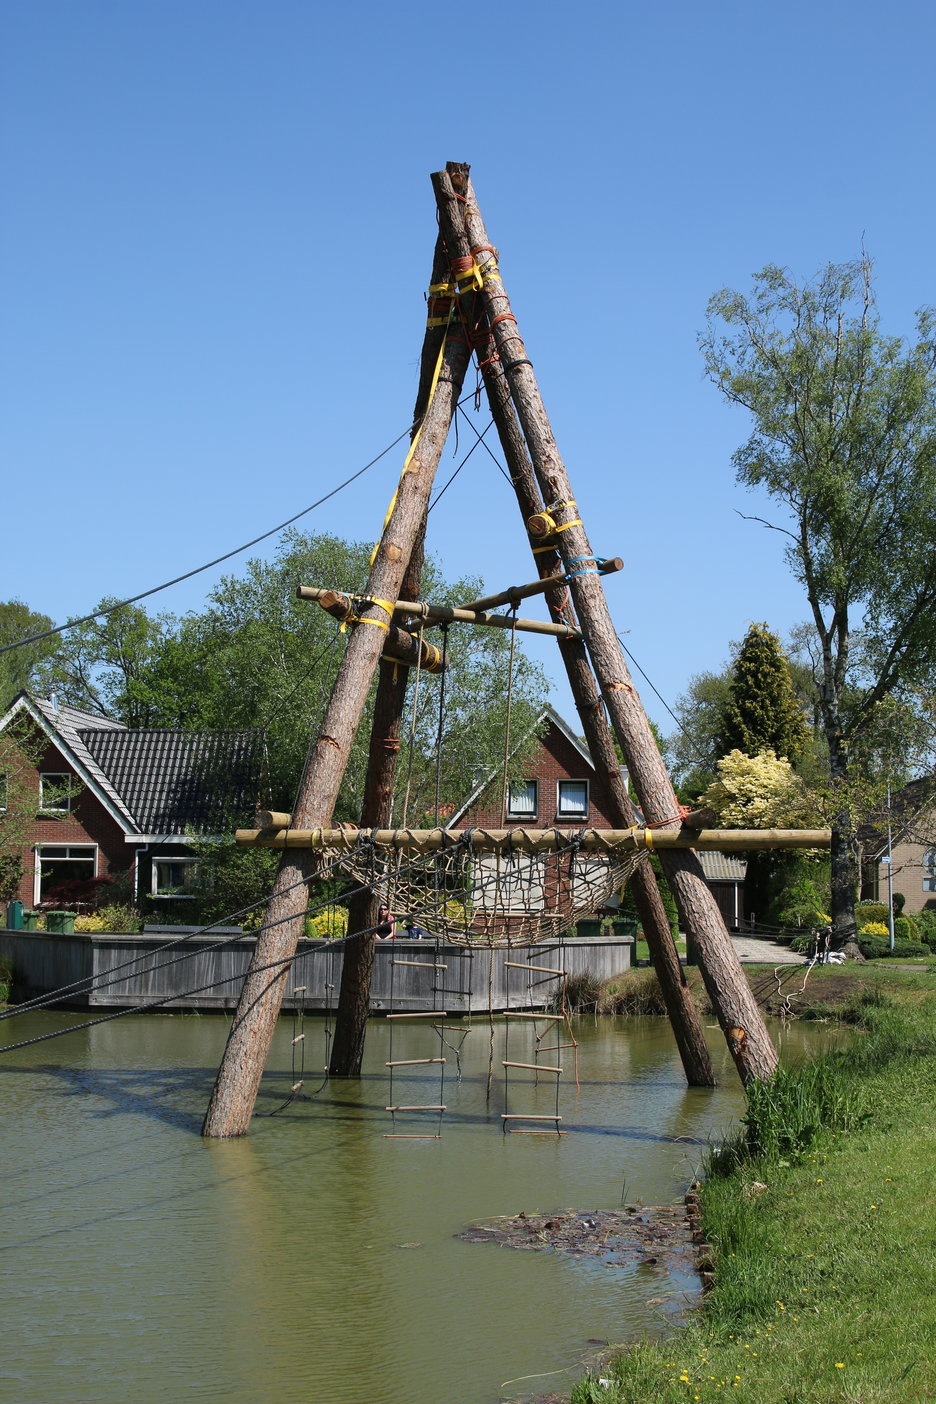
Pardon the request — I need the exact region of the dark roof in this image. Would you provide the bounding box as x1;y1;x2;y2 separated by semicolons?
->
79;728;261;833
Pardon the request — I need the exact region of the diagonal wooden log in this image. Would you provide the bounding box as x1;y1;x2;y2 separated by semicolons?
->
327;239;455;1079
438;165;714;1086
202;249;478;1136
432;166;777;1086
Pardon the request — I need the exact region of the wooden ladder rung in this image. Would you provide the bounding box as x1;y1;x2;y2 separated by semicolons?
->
385;1058;446;1066
386;1011;448;1019
386;1104;447;1112
502;1061;562;1074
504;962;565;975
293;985;307;993
291;1034;305;1045
501;1113;562;1121
383;1134;442;1139
536;1042;576;1052
504;1012;563;1020
391;960;448;969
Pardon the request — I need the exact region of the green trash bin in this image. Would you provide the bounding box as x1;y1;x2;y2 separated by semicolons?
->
611;918;638;940
46;911;76;935
22;910;40;931
6;900;24;930
575;917;602;939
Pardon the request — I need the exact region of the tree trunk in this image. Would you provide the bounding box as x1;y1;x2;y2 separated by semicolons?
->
442;164;714;1086
433;166;777;1086
827;729;862;957
202;249;477;1136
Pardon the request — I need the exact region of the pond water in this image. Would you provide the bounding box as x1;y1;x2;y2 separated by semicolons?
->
0;1010;840;1404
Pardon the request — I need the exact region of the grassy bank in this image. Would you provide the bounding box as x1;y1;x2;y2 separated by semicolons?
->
570;971;936;1403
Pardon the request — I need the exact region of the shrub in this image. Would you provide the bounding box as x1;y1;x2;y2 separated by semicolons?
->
914;909;936;946
895;914;921;942
858;935;928;959
554;971;602;1013
892;891;906;915
74;904;143;934
305;905;348;940
855;901;890;926
860;922;890;937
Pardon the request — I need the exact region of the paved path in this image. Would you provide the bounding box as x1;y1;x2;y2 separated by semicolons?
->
730;935;804;965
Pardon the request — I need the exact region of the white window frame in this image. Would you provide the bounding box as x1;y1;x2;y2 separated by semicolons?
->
33;843;98;905
152;857;200;899
506;778;538;821
556;778;589;821
39;772;75;813
923;848;936;894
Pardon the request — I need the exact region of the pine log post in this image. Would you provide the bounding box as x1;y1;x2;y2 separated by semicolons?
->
440;164;714;1087
202;249;478;1137
328;540;427;1077
433;166;777;1086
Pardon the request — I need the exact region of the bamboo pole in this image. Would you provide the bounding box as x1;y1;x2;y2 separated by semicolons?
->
431;167;779;1086
201;241;478;1137
439;164;714;1087
235;826;831;852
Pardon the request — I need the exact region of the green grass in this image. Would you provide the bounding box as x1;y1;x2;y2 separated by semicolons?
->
570;984;936;1403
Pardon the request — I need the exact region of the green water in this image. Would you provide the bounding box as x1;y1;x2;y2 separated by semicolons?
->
0;1011;838;1404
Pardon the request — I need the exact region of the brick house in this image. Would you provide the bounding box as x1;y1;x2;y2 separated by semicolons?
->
451;704;621;830
0;692;261;912
861;777;936;915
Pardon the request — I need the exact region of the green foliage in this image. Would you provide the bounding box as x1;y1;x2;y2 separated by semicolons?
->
304;905;348;940
186;837;280;927
860;921;889;937
663;668;731;794
701;749;823;828
0;600;58;710
856;901;890;925
913;908;936;945
774;862;831;928
709;1060;868;1170
858;934;927;959
716;622;808;763
702;258;936;940
74;904;144;933
894;913;920;942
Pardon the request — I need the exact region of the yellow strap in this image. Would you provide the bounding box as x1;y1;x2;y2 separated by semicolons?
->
428;280;455;295
426;314;452;327
645;829;654;850
340;614;390;635
370;316;452;565
552;518;583;535
455;263;484;292
479;259;501;284
369;598;395;618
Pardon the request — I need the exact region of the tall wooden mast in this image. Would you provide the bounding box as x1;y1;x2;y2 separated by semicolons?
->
430;167;777;1086
434;165;714;1087
202;250;480;1136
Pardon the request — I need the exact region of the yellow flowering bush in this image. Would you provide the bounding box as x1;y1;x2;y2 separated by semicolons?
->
860;922;889;937
701;750;824;828
305;906;348;940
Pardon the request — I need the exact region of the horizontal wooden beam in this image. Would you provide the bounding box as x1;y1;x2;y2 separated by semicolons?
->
296;586;581;640
235;825;831;853
460;558;623;613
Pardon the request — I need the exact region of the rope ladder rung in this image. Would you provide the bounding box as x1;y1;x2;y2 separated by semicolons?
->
502;1061;562;1074
385;1058;446;1066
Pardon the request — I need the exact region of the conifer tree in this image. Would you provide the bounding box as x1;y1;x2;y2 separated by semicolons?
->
716;622;808;764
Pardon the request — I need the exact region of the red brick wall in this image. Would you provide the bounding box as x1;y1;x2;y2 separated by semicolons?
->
3;725;132;908
462;718;618;828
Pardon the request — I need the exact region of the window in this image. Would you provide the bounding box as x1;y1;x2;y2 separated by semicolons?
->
924;849;936;894
152;858;200;898
557;779;589;820
506;779;538;820
34;844;97;904
40;773;75;813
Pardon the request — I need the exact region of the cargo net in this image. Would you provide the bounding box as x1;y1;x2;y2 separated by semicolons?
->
335;830;647;947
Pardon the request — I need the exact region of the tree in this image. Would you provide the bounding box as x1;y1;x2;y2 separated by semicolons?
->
716;623;807;763
0;601;57;710
701;258;936;948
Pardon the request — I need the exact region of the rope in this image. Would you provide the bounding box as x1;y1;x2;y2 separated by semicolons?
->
498;610;519;826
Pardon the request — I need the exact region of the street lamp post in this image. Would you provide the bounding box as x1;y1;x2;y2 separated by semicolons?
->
886;782;895;952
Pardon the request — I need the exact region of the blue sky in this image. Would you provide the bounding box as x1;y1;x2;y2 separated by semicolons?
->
3;0;935;735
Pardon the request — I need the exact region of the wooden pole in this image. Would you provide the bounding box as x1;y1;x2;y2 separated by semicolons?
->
327;241;456;1079
301;586;583;640
459;559;622;612
202;242;478;1137
235;826;831;853
439;165;714;1088
431;167;779;1086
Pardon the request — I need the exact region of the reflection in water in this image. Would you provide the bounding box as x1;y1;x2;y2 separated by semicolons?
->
0;1010;842;1404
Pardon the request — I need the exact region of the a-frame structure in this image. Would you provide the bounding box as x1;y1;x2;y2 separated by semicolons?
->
203;165;788;1138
